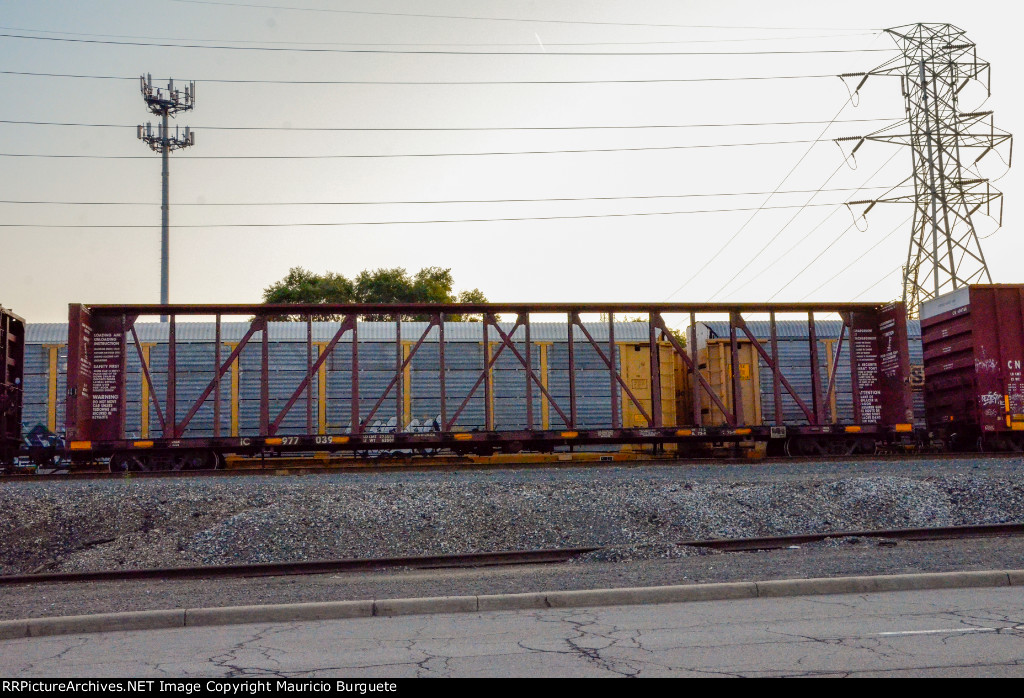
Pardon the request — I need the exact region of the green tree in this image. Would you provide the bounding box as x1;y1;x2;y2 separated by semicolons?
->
454;288;488;322
262;267;355;320
262;266;487;321
412;267;456;303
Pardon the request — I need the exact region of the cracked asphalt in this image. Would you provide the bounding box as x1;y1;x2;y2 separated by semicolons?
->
4;586;1024;677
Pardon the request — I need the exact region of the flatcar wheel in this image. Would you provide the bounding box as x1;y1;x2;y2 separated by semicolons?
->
109;452;151;473
826;438;857;456
856;438;877;455
179;450;213;470
991;437;1024;453
785;437;823;457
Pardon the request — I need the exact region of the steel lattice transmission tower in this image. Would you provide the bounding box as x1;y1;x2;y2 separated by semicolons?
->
839;24;1012;317
137;74;196;321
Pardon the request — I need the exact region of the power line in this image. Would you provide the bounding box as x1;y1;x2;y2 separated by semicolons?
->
0;116;899;132
731;148;904;299
706;158;849;301
0;24;884;47
0;185;910;208
798;214;914;300
762;150;904;300
852;265;902;301
767;218;861;300
0;138;837;160
0;69;854;85
169;0;880;32
0;31;898;55
723;206;843;293
663;97;855;302
0;201;849;229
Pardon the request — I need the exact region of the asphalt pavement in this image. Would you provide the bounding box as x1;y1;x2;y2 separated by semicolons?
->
3;584;1024;677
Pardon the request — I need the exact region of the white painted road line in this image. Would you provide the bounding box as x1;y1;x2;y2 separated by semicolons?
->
878;628;1002;636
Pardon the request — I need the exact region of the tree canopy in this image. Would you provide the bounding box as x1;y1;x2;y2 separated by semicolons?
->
262;266;488;321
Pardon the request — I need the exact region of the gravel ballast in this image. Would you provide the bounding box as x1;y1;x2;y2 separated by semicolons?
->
2;457;1023;575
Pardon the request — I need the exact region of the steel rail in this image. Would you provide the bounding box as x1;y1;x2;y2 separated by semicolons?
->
0;547;600;586
681;522;1024;552
3;450;1023;482
4;523;1023;587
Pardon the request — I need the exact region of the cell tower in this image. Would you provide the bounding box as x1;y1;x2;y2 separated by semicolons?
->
839;24;1012;317
137;74;196;321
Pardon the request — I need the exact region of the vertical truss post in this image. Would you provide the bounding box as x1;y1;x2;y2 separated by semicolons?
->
729;313;743;425
118;315;129;439
608;313;618;429
845;312;863;423
525;315;533;430
395;315;403;432
260;319;269;437
305;316;313;435
167;314;177;437
649;313;662;427
689;312;701;426
483;319;492;431
769;312;783;425
567;313;577;429
131;326;166;435
808;313;823;426
438;313;446;429
351;318;360;434
824;323;847;424
214;315;221;438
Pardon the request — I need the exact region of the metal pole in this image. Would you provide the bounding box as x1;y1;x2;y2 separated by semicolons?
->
138;75;194;322
161;109;170;322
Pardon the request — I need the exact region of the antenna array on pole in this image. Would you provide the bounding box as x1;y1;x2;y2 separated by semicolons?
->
137;73;196;321
837;24;1012;317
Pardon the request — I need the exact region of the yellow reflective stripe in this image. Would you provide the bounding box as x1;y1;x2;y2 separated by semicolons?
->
46;346;59;432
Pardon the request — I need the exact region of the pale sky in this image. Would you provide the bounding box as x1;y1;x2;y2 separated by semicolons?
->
1;1;1018;322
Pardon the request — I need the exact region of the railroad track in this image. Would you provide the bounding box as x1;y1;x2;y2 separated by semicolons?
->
4;523;1023;587
679;522;1024;552
3;450;1022;483
0;547;600;586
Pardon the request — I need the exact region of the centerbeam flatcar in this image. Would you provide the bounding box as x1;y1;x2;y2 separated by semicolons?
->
46;301;915;470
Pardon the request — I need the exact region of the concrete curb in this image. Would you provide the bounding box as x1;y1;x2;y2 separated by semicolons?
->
1;569;1021;641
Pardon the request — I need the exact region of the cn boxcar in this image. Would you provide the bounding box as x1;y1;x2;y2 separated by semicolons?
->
921;284;1024;450
0;305;25;467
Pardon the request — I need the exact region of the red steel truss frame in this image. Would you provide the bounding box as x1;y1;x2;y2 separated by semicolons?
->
65;302;914;458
